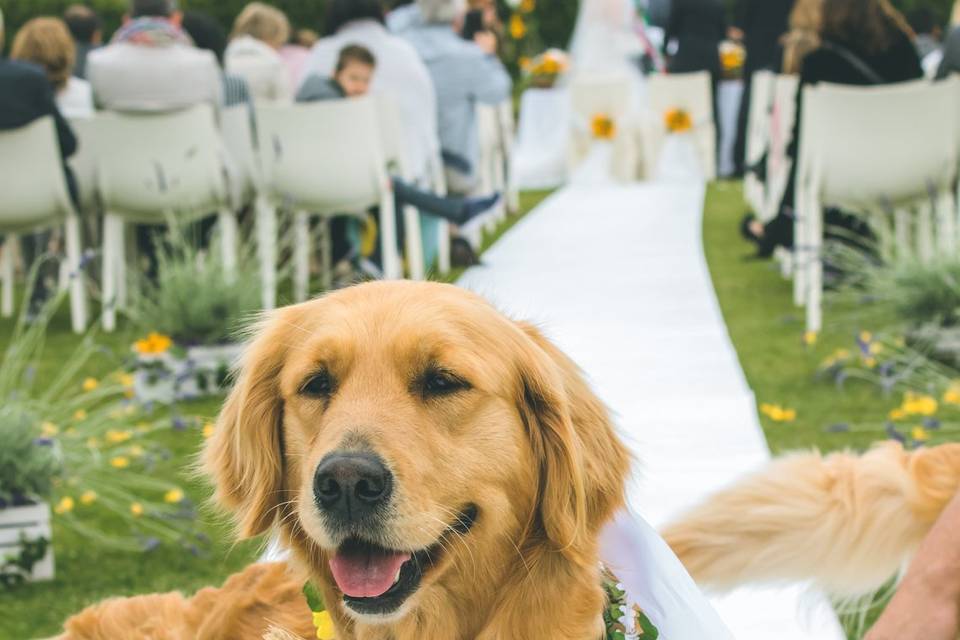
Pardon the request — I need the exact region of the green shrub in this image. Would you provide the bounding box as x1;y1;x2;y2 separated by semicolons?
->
0;406;60;506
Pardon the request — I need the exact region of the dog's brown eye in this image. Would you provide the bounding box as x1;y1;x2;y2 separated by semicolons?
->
421;368;469;397
300;371;334;398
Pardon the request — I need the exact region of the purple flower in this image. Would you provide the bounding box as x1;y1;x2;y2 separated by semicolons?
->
172;416;187;431
32;438;54;447
886;423;907;444
826;423;850;433
141;537;161;552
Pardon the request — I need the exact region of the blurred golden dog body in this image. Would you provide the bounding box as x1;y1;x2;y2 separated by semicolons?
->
59;281;630;639
662;442;960;598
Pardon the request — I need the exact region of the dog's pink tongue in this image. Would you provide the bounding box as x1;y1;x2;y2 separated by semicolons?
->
330;547;411;598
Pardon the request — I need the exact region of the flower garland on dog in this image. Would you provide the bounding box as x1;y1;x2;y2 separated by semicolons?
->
303;567;660;640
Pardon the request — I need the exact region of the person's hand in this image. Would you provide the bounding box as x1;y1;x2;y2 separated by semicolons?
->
474;31;498;55
864;574;960;640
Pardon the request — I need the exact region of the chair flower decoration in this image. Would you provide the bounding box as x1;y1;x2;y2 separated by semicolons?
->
663;108;693;134
719;41;746;80
522;49;569;88
592;114;617;140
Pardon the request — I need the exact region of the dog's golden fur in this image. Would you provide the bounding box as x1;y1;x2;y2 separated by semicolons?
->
662;441;960;597
58;281;630;639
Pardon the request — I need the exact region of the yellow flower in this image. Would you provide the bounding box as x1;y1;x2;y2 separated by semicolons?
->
73;409;88;422
164;489;185;504
860;331;873;344
802;331;818;347
869;342;883;355
40;422;59;437
864;357;878;368
118;373;135;388
106;430;133;444
54;496;75;514
591;113;617;140
720;47;745;71
203;423;216;439
80;490;98;506
912;426;930;442
313;611;336;640
130;502;144;517
519;56;533;71
110;456;130;469
133;332;173;355
520;0;536;13
664;107;693;133
129;444;145;457
944;384;960;405
902;392;938;417
509;14;527;40
889;408;907;421
760;403;796;422
82;377;99;392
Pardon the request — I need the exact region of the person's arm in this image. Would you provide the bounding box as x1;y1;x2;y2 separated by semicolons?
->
468;38;511;105
865;491;960;640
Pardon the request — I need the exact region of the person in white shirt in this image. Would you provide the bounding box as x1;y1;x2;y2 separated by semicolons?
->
87;0;222;113
302;0;440;182
10;16;94;119
225;2;293;102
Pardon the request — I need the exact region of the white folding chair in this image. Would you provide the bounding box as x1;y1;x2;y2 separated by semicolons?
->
645;71;717;180
744;70;775;214
255;98;401;307
795;79;960;333
569;73;637;181
95;104;237;331
498;100;520;214
428;151;452;277
0;117;87;333
68;116;104;218
220;105;260;209
376;96;426;283
477;103;507;235
765;74;800;226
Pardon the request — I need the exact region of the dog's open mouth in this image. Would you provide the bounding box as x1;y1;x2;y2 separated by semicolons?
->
329;505;478;615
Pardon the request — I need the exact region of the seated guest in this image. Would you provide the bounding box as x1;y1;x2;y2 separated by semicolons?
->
87;0;222;112
302;0;439;184
279;29;318;89
742;0;921;257
298;44;500;226
181;10;252;108
11;17;94;119
63;4;102;80
225;2;292;102
387;0;423;33
781;0;823;75
403;0;512;198
0;10;78;314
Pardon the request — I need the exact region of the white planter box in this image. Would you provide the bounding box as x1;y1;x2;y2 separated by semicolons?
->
134;343;244;405
0;502;54;582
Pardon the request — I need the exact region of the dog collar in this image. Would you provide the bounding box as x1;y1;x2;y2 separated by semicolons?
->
303;569;659;640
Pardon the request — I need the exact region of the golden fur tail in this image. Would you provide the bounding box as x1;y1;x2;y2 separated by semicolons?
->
661;442;960;597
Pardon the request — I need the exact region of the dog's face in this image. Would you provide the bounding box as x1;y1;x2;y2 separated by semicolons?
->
204;281;628;628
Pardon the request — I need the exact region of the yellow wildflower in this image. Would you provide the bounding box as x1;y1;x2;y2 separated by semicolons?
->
164;489;185;504
130;502;144;517
133;332;173;355
902;392;938;417
869;342;883;355
40;422;59;437
944;384;960;405
82;378;99;392
860;331;873;343
520;0;536;13
509;14;527;40
889;408;907;421
313;611;336;640
80;490;98;506
110;456;130;469
591;113;617;140
73;409;88;422
802;330;818;347
912;426;930;442
203;423;216;439
118;373;135;388
106;430;133;444
664;107;693;133
864;357;878;368
129;445;145;457
54;496;75;514
760;403;796;422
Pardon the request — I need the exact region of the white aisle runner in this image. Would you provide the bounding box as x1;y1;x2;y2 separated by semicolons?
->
458;183;846;640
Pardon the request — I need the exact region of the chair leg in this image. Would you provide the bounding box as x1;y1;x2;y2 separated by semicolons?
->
1;235;15;318
293;211;309;303
437;220;451;276
379;189;401;280
115;219;128;310
320;218;333;293
806;200;824;334
894;209;912;262
219;209;238;281
403;205;425;281
102;214;120;332
64;215;88;334
937;190;957;257
256;196;277;310
917;201;934;265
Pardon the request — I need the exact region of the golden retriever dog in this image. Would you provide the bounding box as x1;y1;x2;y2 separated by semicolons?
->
58;281;630;639
662;441;960;598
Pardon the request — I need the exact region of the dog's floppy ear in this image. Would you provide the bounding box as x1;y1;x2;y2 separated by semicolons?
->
203;308;297;538
514;322;629;564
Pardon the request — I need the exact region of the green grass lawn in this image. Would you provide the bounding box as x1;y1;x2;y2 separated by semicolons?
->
0;191;552;640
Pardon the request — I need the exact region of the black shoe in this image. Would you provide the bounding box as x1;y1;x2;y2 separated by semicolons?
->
450;237;481;268
740;213;761;244
460;192;501;225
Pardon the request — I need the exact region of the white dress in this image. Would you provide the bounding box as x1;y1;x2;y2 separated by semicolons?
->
57;77;94;119
225;35;292;103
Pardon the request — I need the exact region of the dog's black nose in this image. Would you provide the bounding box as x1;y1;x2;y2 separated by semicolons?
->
314;452;392;523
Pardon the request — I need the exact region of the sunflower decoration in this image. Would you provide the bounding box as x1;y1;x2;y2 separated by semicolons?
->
524;49;569;88
664;108;693;134
592;114;617;140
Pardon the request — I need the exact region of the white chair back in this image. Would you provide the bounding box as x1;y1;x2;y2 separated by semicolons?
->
68;116;105;216
764;74;800;221
220;105;260;205
0;117;76;230
569;74;633;123
95;104;229;223
256;98;389;216
647;71;717;179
